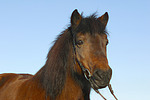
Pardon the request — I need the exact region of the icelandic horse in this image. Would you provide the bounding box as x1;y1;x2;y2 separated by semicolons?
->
0;9;117;100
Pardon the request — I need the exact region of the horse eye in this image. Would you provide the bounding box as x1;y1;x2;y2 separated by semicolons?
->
76;40;83;46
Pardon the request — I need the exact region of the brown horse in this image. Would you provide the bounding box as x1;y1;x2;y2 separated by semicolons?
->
0;9;112;100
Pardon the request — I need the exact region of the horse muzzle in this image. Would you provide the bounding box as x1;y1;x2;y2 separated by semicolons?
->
89;68;112;89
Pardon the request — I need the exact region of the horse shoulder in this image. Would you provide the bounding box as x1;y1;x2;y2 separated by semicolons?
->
16;76;50;100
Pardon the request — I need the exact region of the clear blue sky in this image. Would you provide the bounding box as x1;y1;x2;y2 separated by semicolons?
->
0;0;150;100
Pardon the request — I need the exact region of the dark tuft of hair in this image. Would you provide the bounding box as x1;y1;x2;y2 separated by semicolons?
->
74;13;108;35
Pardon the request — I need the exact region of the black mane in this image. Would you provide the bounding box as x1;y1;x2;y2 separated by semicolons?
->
33;29;73;99
33;13;107;99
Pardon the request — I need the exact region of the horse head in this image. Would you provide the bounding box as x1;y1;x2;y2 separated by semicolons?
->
70;9;112;90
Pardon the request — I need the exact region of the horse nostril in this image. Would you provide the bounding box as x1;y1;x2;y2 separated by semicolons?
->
93;68;112;84
93;70;103;80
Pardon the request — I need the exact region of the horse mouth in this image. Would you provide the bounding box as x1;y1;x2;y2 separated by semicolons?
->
87;69;112;90
89;76;109;90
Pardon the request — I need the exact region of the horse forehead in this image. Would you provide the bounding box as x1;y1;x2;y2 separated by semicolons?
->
86;34;102;44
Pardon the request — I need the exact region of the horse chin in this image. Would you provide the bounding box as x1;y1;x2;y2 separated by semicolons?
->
95;83;108;90
90;78;109;90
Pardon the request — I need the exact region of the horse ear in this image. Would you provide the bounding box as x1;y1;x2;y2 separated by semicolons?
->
98;12;109;27
71;9;82;28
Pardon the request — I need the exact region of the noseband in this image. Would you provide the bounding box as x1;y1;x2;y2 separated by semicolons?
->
69;27;118;100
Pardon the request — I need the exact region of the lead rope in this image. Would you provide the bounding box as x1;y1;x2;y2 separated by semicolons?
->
92;84;118;100
94;89;107;100
108;84;118;100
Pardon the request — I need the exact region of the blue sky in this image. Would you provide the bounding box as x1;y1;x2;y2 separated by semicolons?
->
0;0;150;100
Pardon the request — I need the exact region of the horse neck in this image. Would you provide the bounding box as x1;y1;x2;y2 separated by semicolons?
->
58;56;91;99
32;30;91;99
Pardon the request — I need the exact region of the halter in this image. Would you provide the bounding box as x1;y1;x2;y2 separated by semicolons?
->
69;27;92;81
69;27;118;100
